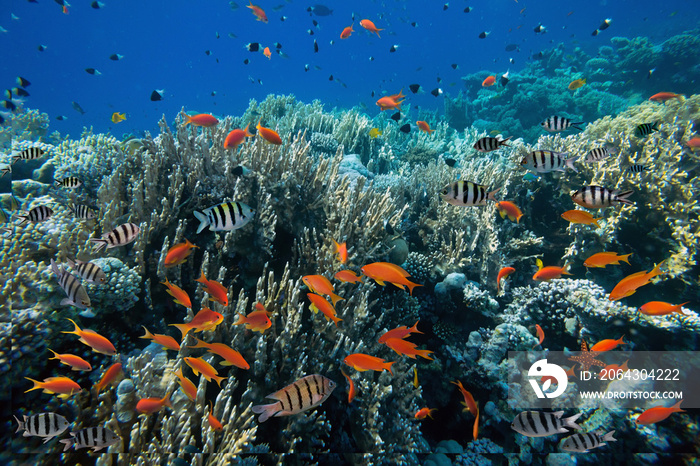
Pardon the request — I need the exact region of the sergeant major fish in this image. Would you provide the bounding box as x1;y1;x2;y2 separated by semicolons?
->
441;181;500;206
67;258;106;284
540;116;583;132
12;147;45;164
571;186;633;209
51;259;91;310
521;151;578;173
194;202;255;233
473;136;511;153
90;223;140;251
17;205;53;224
560;430;616;453
511;411;582;437
60;426;120;452
252;374;336;422
14;412;70;443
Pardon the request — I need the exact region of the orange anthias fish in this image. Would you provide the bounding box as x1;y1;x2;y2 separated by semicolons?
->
378;320;422;343
173;367;197;401
140;326;181;351
568;78;586;90
94;363;123;394
496;201;523;223
184;113;219;127
247;1;268;23
308;293;342;326
302;275;344;306
482;75;496;87
360;19;383;37
591;335;626;352
263;47;272;59
608;262;664;301
256;120;282;145
234;304;272;333
415;407;437;420
496;267;515;293
583;252;632;268
532;265;571;281
561;210;600;227
636;400;684;425
340;23;354;39
376;96;404;111
333;239;347;264
344;353;394;374
184;357;226;387
208;401;224;431
25;376;81;399
452;380;478;416
62;318;117;355
341;369;357;403
384;338;433;360
686;137;700;149
170;308;224;337
639;301;689;316
136;394;172;414
603;360;630;373
649;92;684;102
416;121;434;133
162;278;192;308
188;337;250;369
164;239;198;268
224;124;254;150
195;270;229;306
533;324;545;349
335;270;363;284
360;262;422;295
48;349;92;371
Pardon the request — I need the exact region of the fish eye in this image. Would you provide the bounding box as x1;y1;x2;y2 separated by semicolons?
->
441;189;448;195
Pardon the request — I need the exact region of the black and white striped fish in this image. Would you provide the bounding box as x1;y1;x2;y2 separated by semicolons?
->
59;426;120;452
635;122;658;137
540;116;583;132
14;412;70;443
54;177;82;189
194;202;255;234
252;374;336;422
440;180;500;207
69;204;97;220
12;147;45;164
584;147;612;163
51;259;91;309
67;258;106;284
17;205;53;225
473;136;512;153
627;164;648;173
560;430;616;453
571;186;634;209
511;411;582;437
90;222;140;251
520;151;578;173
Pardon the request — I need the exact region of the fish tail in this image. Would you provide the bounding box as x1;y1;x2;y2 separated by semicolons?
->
187;337;209;349
416;349;434;361
61;318;81;336
620;253;632;265
48;348;60;360
565;156;579;173
409;320;423;334
572;122;584;130
234;314;248;326
195;269;207;284
13;415;24;433
139;326;154;340
486;188;500;201
675;303;689;315
59;438;75;452
331;314;342;326
406;280;423;296
16;215;28;225
614;190;634;205
193;210;209;234
251;402;281;423
329;292;344;306
162;393;172;408
184;114;192;126
499;136;512;147
671;400;685;412
89;238;108;252
213;375;226;387
385;361;395;375
24;377;43;392
562;413;582;430
243;123;253;137
602;430;617;442
169;323;191;338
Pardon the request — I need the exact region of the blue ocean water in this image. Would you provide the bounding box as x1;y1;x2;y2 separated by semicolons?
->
2;0;698;137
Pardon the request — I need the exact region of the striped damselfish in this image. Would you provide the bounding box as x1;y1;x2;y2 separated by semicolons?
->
194;201;255;233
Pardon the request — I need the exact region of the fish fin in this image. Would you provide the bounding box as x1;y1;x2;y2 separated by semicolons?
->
13;416;24;433
195;270;207;284
603;430;617;442
562;413;582;430
59;438;74;452
406;280;423;296
89;238;108;252
60;297;76;307
487;188;500;201
251;402;282;423
614;190;634;206
374;279;386;286
42;435;54;444
329;292;344;306
193;210;209;234
169;323;191;338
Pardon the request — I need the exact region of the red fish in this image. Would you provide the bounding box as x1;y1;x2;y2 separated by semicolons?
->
639;301;688;316
376;96;403;111
482;76;496;87
184;357;226;387
224;124;253;150
333;239;347;264
533;265;571;281
415;407;437;420
608;262;664;301
140;326;180;351
188;338;250;369
416;121;434;133
256;120;282;145
234;305;271;333
334;270;363;283
496;201;523;223
473;407;480;440
94;363;122;394
496;267;515;293
263;47;271;59
361;262;422;295
136;394;172;414
208;401;224;431
340;23;354;39
184;114;219;127
195;270;229;306
341;369;357;403
384;338;433;360
636;400;684;425
583;252;632;268
648;92;684;102
164;239;198;268
533;324;545;349
162;278;192;308
302;275;344;306
173;367;197;401
307;293;342;326
344;353;394;374
25;376;81;399
591;335;625;352
62;318;117;355
247;1;268;23
360;19;383;37
687;137;700;149
451;380;478;416
170;308;224;337
378;320;422;343
48;349;92;371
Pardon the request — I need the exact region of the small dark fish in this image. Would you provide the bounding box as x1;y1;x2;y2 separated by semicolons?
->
411;22;418;27
91;1;105;9
307;29;314;35
443;3;449;10
307;4;333;16
328;75;334;81
314;40;318;53
647;68;655;79
54;0;65;5
391;112;401;122
85;68;101;75
246;42;260;52
150;90;164;102
451;63;458;70
109;53;123;61
280;15;287;21
505;44;519;52
464;7;472;13
591;29;599;36
231;166;245;176
409;84;421;94
478;31;490;39
599;18;612;30
312;19;319;28
635;122;658;137
13;87;29;97
509;58;515;64
444;157;457;167
17;77;30;87
430;87;442;97
243;58;250;65
274;42;282;49
72;101;85;114
304;64;309;72
56;115;67;121
627;164;648;173
389;45;399;53
37;44;47;52
500;71;510;87
384;220;395;235
534;24;546;33
399;123;411;133
205;50;211;55
229;1;239;10
2;100;16;111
